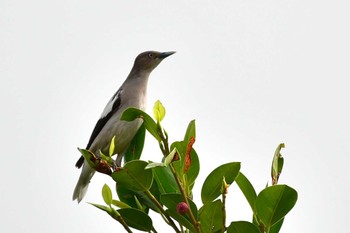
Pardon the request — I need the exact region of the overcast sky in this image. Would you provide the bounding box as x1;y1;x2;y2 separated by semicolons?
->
1;1;349;232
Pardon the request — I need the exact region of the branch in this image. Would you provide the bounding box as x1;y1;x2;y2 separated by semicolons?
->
144;189;181;233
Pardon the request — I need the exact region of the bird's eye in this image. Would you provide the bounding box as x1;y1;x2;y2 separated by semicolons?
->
148;53;154;58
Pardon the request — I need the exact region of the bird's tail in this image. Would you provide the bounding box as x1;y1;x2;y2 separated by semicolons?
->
72;163;95;203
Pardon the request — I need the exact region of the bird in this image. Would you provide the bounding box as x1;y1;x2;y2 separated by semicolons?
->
73;51;176;203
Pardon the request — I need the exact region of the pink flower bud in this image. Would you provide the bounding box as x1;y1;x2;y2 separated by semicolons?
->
176;202;189;214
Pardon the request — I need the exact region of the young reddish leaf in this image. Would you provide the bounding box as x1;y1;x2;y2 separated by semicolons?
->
184;136;195;174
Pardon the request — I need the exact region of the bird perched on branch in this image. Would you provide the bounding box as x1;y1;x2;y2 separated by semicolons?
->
73;51;175;203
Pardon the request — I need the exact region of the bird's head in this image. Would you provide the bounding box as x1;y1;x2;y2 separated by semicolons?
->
132;51;176;74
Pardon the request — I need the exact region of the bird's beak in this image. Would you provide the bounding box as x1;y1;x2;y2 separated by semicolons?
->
158;51;176;59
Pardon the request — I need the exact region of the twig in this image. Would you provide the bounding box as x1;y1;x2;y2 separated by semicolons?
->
169;164;201;233
116;215;133;233
144;189;181;233
221;191;227;233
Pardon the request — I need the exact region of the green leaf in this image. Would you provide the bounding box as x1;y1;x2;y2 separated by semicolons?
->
116;184;138;208
153;100;166;122
184;120;196;144
166;209;195;232
124;123;146;163
227;221;260;233
116;182;159;212
171;143;199;192
269;217;284;233
102;184;113;206
99;149;113;165
201;162;241;204
77;148;97;169
153;166;179;194
118;208;153;231
161;193;198;232
271;143;285;185
171;120;196;177
199;200;223;233
186;148;200;188
121;107;161;142
112;160;153;192
109;136;116;156
111;199;131;209
235;172;257;212
144;148;178;170
171;141;186;176
89;202;113;214
145;162;166;169
78;148;112;175
134;195;144;211
255;185;297;230
165;147;178;166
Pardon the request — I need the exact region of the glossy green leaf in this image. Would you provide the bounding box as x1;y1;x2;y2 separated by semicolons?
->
201;162;241;204
145;147;178;170
170;144;199;193
199;200;223;233
124;123;146;163
166;209;195;232
109;136;116;156
269;217;284;233
227;221;260;233
171;120;196;177
99;149;113;165
171;141;186;176
111;199;131;209
145;162;166;169
184;120;196;144
235;172;257;212
271;143;285;185
102;184;113;206
118;208;153;231
153;166;179;194
186;148;200;187
134;195;144;211
77;148;97;169
148;179;162;212
165;147;178;166
89;202;113;214
116;184;138;208
112;160;153;192
255;185;297;229
116;184;157;212
121;107;161;141
153;100;166;122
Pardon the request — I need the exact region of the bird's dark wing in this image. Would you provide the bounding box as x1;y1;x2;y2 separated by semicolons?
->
75;89;123;168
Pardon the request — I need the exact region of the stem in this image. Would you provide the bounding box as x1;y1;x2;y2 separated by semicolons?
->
221;192;227;233
169;164;200;233
117;215;133;233
144;189;181;233
259;223;265;233
151;226;158;233
180;224;184;233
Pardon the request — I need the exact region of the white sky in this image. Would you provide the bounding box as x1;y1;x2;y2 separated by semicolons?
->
1;0;349;232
